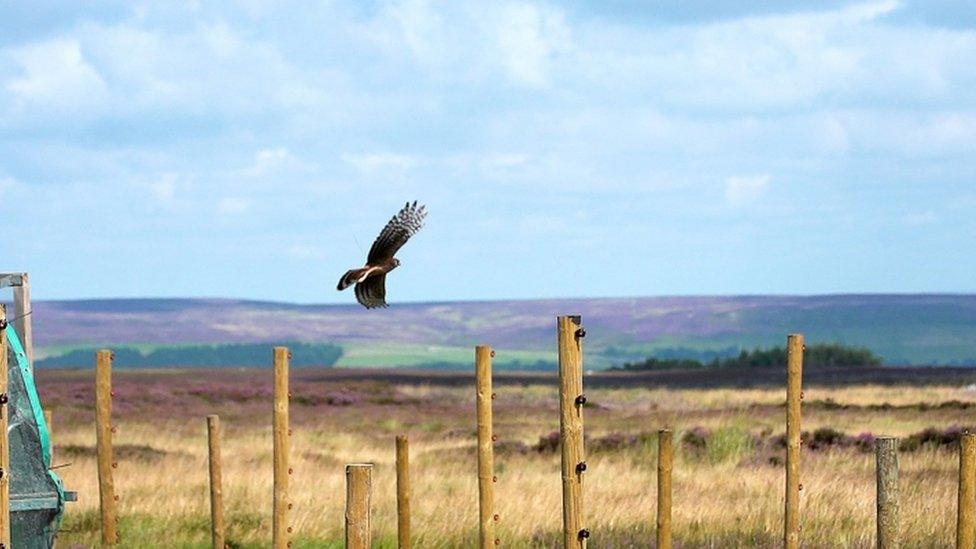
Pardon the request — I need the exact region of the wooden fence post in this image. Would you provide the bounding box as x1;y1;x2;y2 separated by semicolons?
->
558;316;588;548
345;463;373;549
784;334;803;549
207;415;225;549
657;428;673;549
959;433;976;548
273;347;290;549
396;436;411;548
876;436;899;549
475;345;497;548
12;275;32;369
0;306;11;549
95;349;119;545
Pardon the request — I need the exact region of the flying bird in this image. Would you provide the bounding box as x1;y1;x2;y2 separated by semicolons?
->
337;201;427;309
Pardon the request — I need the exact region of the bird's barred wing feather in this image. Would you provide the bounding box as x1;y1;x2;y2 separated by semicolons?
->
354;274;388;309
367;201;427;263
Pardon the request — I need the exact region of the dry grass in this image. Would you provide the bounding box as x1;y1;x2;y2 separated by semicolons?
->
39;370;974;548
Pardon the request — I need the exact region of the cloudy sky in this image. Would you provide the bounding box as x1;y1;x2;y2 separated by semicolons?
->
2;1;975;302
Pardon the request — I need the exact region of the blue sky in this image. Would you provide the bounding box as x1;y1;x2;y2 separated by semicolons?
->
1;0;975;303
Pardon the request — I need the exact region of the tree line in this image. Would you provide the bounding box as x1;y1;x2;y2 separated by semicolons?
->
36;341;343;368
614;343;883;371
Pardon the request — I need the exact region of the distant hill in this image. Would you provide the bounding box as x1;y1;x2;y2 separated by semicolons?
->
17;295;976;368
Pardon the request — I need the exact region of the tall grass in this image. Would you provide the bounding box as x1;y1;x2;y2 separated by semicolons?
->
42;376;972;547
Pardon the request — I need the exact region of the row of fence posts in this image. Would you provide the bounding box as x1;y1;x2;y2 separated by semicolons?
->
2;311;973;546
871;415;976;548
780;334;976;549
85;346;397;548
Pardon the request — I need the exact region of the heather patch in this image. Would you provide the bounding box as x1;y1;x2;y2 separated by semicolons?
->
58;443;175;463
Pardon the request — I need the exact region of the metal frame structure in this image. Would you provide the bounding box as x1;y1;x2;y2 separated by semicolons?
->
1;273;72;548
0;273;33;369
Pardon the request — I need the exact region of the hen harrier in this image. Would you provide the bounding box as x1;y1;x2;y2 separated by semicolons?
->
337;201;427;309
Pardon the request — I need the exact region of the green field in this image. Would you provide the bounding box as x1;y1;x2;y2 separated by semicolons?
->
335;342;557;369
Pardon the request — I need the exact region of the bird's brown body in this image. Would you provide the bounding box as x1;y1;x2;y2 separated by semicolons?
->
337;201;426;308
336;259;399;292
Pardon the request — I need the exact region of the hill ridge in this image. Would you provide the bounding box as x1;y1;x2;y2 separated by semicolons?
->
11;294;976;366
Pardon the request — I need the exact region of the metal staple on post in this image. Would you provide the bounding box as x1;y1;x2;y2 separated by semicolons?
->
657;428;673;549
475;345;497;548
557;316;587;548
95;349;119;545
784;334;803;549
875;436;899;549
396;435;411;549
272;347;290;549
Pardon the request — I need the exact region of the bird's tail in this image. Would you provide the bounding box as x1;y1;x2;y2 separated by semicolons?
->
337;268;368;291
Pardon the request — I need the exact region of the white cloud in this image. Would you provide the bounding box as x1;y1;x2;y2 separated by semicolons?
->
203;22;242;59
4;38;108;109
575;0;974;115
0;176;22;199
386;0;446;65
342;153;419;175
725;174;772;206
217;197;251;215
903;211;938;226
286;244;326;260
477;153;532;178
496;3;570;87
242;147;295;177
148;173;179;203
3;1;976;301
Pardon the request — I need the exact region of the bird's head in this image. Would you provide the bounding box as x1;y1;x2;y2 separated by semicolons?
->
393;258;402;267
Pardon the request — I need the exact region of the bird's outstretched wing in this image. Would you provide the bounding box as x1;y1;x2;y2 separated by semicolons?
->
367;201;427;264
355;274;388;309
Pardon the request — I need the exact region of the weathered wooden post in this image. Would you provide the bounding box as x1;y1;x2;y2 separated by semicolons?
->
475;345;497;548
207;415;225;549
345;463;373;549
12;274;33;369
558;315;588;548
273;346;290;549
0;306;11;549
95;349;119;545
876;436;899;549
396;435;411;549
959;433;976;548
784;334;803;549
657;428;673;549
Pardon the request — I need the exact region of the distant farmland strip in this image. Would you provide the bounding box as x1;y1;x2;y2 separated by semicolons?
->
36;342;342;368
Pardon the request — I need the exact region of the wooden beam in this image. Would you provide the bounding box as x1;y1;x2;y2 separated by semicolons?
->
959;433;976;548
207;415;225;549
345;463;373;549
876;436;899;549
558;315;588;548
95;349;118;545
657;428;673;549
11;274;32;369
396;436;411;549
784;334;804;549
272;347;290;549
475;345;496;549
